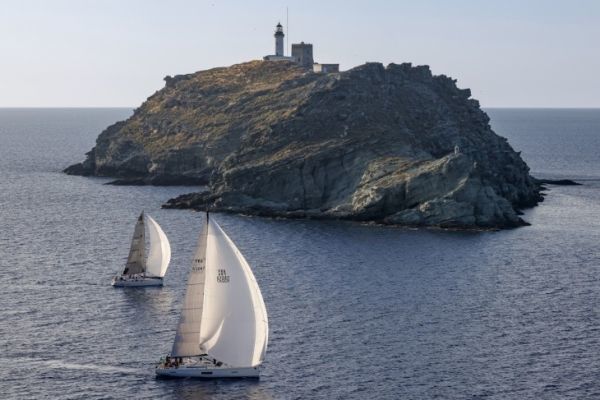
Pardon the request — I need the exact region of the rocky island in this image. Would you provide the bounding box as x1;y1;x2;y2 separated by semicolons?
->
65;60;542;229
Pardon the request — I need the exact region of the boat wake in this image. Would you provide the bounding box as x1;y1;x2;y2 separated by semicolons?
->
0;357;143;375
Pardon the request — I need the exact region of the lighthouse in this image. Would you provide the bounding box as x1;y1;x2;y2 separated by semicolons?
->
264;22;294;61
274;22;284;56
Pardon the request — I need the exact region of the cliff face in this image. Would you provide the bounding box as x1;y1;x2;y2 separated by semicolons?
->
66;60;541;228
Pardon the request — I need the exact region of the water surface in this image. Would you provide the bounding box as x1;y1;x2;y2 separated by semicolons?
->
0;108;599;399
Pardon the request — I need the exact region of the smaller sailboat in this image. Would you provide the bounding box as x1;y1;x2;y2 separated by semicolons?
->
156;212;268;378
111;211;171;287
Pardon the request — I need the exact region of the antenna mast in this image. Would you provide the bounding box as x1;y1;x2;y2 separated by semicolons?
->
286;7;289;55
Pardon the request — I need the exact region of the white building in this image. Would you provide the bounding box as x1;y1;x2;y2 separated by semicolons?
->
313;63;339;73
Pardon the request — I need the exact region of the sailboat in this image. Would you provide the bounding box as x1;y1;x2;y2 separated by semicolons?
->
156;213;268;378
111;211;171;287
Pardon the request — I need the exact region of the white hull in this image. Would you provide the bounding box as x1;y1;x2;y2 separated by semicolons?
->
156;365;259;379
111;276;163;287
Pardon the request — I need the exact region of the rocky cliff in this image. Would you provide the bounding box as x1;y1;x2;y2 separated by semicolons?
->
65;60;541;228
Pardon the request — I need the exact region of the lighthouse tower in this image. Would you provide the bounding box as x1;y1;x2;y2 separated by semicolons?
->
274;22;284;56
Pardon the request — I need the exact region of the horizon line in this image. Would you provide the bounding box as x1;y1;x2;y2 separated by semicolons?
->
1;106;599;110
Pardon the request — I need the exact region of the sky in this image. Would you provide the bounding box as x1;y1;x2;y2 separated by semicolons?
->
0;0;598;108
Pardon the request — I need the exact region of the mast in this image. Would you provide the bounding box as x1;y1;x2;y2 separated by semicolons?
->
171;212;209;357
123;212;146;276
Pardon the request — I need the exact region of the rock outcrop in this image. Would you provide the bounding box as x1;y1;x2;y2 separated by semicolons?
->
66;60;542;228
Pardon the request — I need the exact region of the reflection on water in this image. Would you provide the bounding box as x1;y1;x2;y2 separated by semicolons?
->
118;286;177;316
167;379;274;400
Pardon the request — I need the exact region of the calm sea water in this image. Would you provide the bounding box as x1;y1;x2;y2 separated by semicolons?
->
0;108;599;399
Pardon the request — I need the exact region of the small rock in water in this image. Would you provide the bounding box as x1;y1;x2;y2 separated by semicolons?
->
537;179;581;186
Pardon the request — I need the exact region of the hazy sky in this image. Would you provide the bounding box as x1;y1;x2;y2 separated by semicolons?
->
1;0;598;107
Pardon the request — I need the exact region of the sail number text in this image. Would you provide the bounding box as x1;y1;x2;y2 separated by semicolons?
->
191;258;205;272
217;269;230;283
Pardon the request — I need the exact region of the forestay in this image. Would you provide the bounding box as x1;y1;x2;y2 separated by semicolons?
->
145;215;171;278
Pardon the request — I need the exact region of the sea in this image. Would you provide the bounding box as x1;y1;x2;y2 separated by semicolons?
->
0;108;598;399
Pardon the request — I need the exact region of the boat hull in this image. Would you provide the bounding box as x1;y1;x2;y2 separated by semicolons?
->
111;277;163;287
155;365;259;379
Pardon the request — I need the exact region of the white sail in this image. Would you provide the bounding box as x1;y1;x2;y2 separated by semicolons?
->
171;214;209;357
123;212;145;276
199;218;269;367
145;215;171;278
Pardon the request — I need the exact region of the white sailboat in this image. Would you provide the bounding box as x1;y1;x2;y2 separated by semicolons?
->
156;213;268;378
111;211;171;287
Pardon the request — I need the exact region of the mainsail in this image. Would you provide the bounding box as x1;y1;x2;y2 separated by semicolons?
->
123;212;145;276
145;215;171;278
170;214;269;367
171;213;209;357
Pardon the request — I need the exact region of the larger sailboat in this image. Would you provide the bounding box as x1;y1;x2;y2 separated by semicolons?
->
111;211;171;287
156;213;268;378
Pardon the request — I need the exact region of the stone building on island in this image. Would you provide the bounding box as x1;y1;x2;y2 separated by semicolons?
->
291;42;313;67
263;23;339;73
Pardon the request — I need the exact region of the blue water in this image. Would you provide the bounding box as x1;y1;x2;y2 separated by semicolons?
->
0;108;599;399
